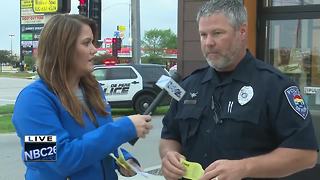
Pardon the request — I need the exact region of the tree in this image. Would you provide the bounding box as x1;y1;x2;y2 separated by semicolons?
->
24;55;36;70
0;50;15;64
0;50;18;72
141;54;165;65
142;28;177;57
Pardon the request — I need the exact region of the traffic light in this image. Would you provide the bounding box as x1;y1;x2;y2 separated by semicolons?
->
112;38;122;57
115;38;122;50
89;0;102;40
78;0;88;17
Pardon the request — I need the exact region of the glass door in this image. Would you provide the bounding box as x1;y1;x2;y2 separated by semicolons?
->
257;1;320;169
266;18;320;110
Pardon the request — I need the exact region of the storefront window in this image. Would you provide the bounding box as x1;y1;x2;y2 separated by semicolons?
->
264;0;320;7
266;18;320;110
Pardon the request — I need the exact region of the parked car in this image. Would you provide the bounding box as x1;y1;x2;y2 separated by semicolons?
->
92;64;171;114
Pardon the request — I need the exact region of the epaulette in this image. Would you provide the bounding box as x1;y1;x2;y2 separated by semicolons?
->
254;59;286;79
182;66;210;81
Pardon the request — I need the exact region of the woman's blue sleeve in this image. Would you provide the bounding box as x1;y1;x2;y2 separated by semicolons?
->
12;87;137;176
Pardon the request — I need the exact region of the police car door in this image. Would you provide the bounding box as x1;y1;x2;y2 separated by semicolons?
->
104;66;143;102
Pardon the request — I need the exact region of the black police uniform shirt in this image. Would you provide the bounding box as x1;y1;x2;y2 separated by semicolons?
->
161;51;318;169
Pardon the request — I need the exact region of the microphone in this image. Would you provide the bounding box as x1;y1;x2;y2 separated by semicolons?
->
129;72;185;145
143;71;184;115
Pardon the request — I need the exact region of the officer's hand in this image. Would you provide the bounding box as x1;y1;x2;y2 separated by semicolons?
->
200;159;246;180
161;151;186;180
128;115;152;138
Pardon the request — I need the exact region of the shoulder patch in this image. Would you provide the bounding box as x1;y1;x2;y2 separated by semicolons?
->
284;86;308;119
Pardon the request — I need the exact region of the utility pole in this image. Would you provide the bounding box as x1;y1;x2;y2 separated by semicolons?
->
9;34;15;56
131;0;141;64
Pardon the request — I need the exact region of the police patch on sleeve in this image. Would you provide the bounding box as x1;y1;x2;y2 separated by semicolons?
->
284;86;308;119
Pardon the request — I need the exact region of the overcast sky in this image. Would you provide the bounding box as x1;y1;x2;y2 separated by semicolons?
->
0;0;177;55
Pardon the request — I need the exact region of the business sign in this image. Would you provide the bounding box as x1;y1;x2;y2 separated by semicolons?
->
22;49;33;55
21;15;46;24
117;25;126;31
114;31;120;38
21;41;33;48
304;87;320;95
21;41;34;55
104;38;112;44
24;135;57;162
21;33;33;41
33;0;58;13
21;8;35;16
32;41;39;48
20;0;59;61
21;0;32;9
21;24;44;33
33;33;41;41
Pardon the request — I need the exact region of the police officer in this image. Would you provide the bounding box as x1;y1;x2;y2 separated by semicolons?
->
159;0;318;180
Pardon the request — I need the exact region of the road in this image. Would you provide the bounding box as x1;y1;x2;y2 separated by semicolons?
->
0;77;33;106
0;133;25;180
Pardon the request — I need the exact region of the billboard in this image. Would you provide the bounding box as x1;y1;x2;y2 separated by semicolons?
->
20;0;52;59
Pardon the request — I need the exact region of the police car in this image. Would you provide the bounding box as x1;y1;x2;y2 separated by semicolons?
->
92;64;171;114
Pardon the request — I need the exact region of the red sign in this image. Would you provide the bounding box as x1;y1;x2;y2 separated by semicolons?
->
165;49;178;55
104;38;112;44
97;47;177;56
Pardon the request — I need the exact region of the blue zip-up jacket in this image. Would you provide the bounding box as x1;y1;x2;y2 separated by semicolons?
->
12;79;137;180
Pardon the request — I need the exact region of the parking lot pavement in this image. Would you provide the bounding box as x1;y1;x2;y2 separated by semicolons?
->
0;133;25;180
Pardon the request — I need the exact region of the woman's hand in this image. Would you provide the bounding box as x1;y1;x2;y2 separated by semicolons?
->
128;115;152;138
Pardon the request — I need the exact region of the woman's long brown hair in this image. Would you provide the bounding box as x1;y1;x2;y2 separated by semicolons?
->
37;14;107;126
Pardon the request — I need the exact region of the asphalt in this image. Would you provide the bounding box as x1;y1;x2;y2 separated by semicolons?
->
0;77;33;106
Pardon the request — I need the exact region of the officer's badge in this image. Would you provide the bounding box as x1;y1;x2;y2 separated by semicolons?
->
238;86;254;105
284;86;308;119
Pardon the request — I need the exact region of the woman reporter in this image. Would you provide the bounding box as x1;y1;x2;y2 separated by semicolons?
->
12;14;152;180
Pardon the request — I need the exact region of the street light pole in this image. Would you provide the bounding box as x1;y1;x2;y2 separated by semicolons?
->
9;34;15;56
131;0;141;64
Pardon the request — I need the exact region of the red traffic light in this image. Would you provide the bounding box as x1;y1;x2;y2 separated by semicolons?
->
112;38;122;57
79;0;86;5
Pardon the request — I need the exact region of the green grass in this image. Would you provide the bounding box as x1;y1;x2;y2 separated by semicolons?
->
0;105;168;133
0;104;15;133
112;106;169;116
0;114;15;133
0;104;14;114
0;72;36;78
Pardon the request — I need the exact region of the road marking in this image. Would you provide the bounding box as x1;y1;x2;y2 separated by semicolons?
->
0;99;16;103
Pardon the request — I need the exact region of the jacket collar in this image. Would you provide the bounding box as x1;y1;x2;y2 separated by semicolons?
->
201;50;255;85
